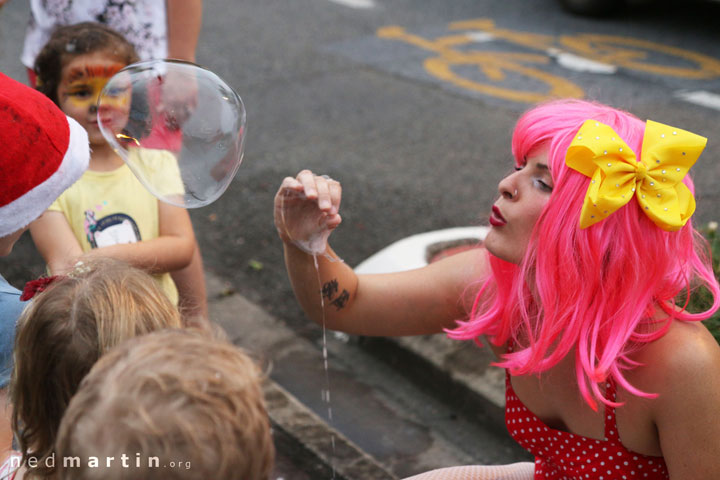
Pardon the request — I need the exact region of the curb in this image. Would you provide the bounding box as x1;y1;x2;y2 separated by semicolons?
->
355;334;507;435
353;227;507;432
206;273;397;480
265;381;397;480
205;226;516;477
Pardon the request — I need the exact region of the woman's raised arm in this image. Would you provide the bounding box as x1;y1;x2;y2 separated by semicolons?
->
274;170;489;337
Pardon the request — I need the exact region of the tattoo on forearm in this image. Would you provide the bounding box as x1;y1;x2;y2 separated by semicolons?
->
321;279;349;310
321;279;339;300
330;289;349;311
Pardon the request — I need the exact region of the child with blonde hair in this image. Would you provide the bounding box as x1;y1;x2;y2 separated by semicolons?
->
55;329;274;480
11;258;184;479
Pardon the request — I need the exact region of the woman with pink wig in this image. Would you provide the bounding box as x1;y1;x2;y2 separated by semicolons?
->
274;99;720;479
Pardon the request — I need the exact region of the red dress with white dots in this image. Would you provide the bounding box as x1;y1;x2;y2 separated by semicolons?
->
505;371;669;479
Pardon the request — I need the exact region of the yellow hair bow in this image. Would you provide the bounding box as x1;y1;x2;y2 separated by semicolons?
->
565;119;706;231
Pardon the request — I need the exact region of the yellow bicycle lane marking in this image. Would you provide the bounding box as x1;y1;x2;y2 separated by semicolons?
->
377;25;584;103
558;34;720;79
377;19;720;104
451;19;720;79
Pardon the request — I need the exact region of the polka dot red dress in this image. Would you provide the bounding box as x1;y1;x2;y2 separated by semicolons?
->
505;371;669;479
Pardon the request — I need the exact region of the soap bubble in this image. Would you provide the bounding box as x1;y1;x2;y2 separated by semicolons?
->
98;59;245;208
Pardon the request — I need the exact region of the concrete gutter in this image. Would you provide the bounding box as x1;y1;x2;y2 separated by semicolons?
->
206;227;512;477
207;273;397;480
265;381;397;480
357;334;507;436
353;227;507;427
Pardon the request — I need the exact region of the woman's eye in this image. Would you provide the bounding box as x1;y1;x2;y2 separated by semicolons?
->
534;178;553;192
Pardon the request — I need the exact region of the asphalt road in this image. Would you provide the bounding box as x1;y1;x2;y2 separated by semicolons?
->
2;0;720;335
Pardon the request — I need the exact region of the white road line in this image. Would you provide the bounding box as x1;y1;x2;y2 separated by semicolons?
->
464;35;618;74
546;48;617;74
466;31;495;43
675;90;720;112
326;0;375;8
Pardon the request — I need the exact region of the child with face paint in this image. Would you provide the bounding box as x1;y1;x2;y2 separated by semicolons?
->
29;22;199;315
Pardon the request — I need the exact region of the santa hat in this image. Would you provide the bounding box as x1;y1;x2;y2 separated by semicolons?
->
0;72;89;237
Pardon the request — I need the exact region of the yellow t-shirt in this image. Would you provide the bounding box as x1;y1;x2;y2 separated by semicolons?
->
48;149;183;304
127;146;186;203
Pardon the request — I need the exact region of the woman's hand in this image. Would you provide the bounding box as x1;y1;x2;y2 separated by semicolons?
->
274;170;342;255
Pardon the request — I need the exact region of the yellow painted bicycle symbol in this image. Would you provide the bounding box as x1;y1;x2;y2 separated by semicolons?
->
377;19;720;104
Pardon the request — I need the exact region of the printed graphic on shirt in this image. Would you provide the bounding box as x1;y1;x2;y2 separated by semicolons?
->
85;209;142;249
27;0;166;66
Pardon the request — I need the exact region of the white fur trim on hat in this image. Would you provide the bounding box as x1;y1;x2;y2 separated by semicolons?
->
0;116;89;237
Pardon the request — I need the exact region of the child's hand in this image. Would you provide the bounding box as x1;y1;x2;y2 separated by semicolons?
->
53;257;85;276
157;69;198;130
274;170;342;255
29;211;84;276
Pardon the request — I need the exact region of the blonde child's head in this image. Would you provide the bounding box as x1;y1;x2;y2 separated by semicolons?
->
56;329;274;480
11;258;182;479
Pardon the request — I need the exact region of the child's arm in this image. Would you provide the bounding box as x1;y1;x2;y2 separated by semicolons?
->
166;0;203;62
82;202;195;274
170;240;209;323
29;212;84;275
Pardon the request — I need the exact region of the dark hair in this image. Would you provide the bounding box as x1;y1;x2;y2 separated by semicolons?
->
34;22;139;105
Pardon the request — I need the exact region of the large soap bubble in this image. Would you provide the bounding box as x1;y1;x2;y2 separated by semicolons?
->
98;59;245;208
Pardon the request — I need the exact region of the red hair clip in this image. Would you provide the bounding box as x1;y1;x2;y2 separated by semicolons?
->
20;276;63;301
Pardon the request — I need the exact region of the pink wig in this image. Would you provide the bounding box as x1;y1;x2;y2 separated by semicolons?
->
449;99;720;409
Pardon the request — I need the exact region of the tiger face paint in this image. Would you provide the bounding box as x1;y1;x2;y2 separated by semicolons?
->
57;52;129;146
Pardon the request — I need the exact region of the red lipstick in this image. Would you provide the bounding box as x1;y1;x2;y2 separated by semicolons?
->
489;205;507;227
